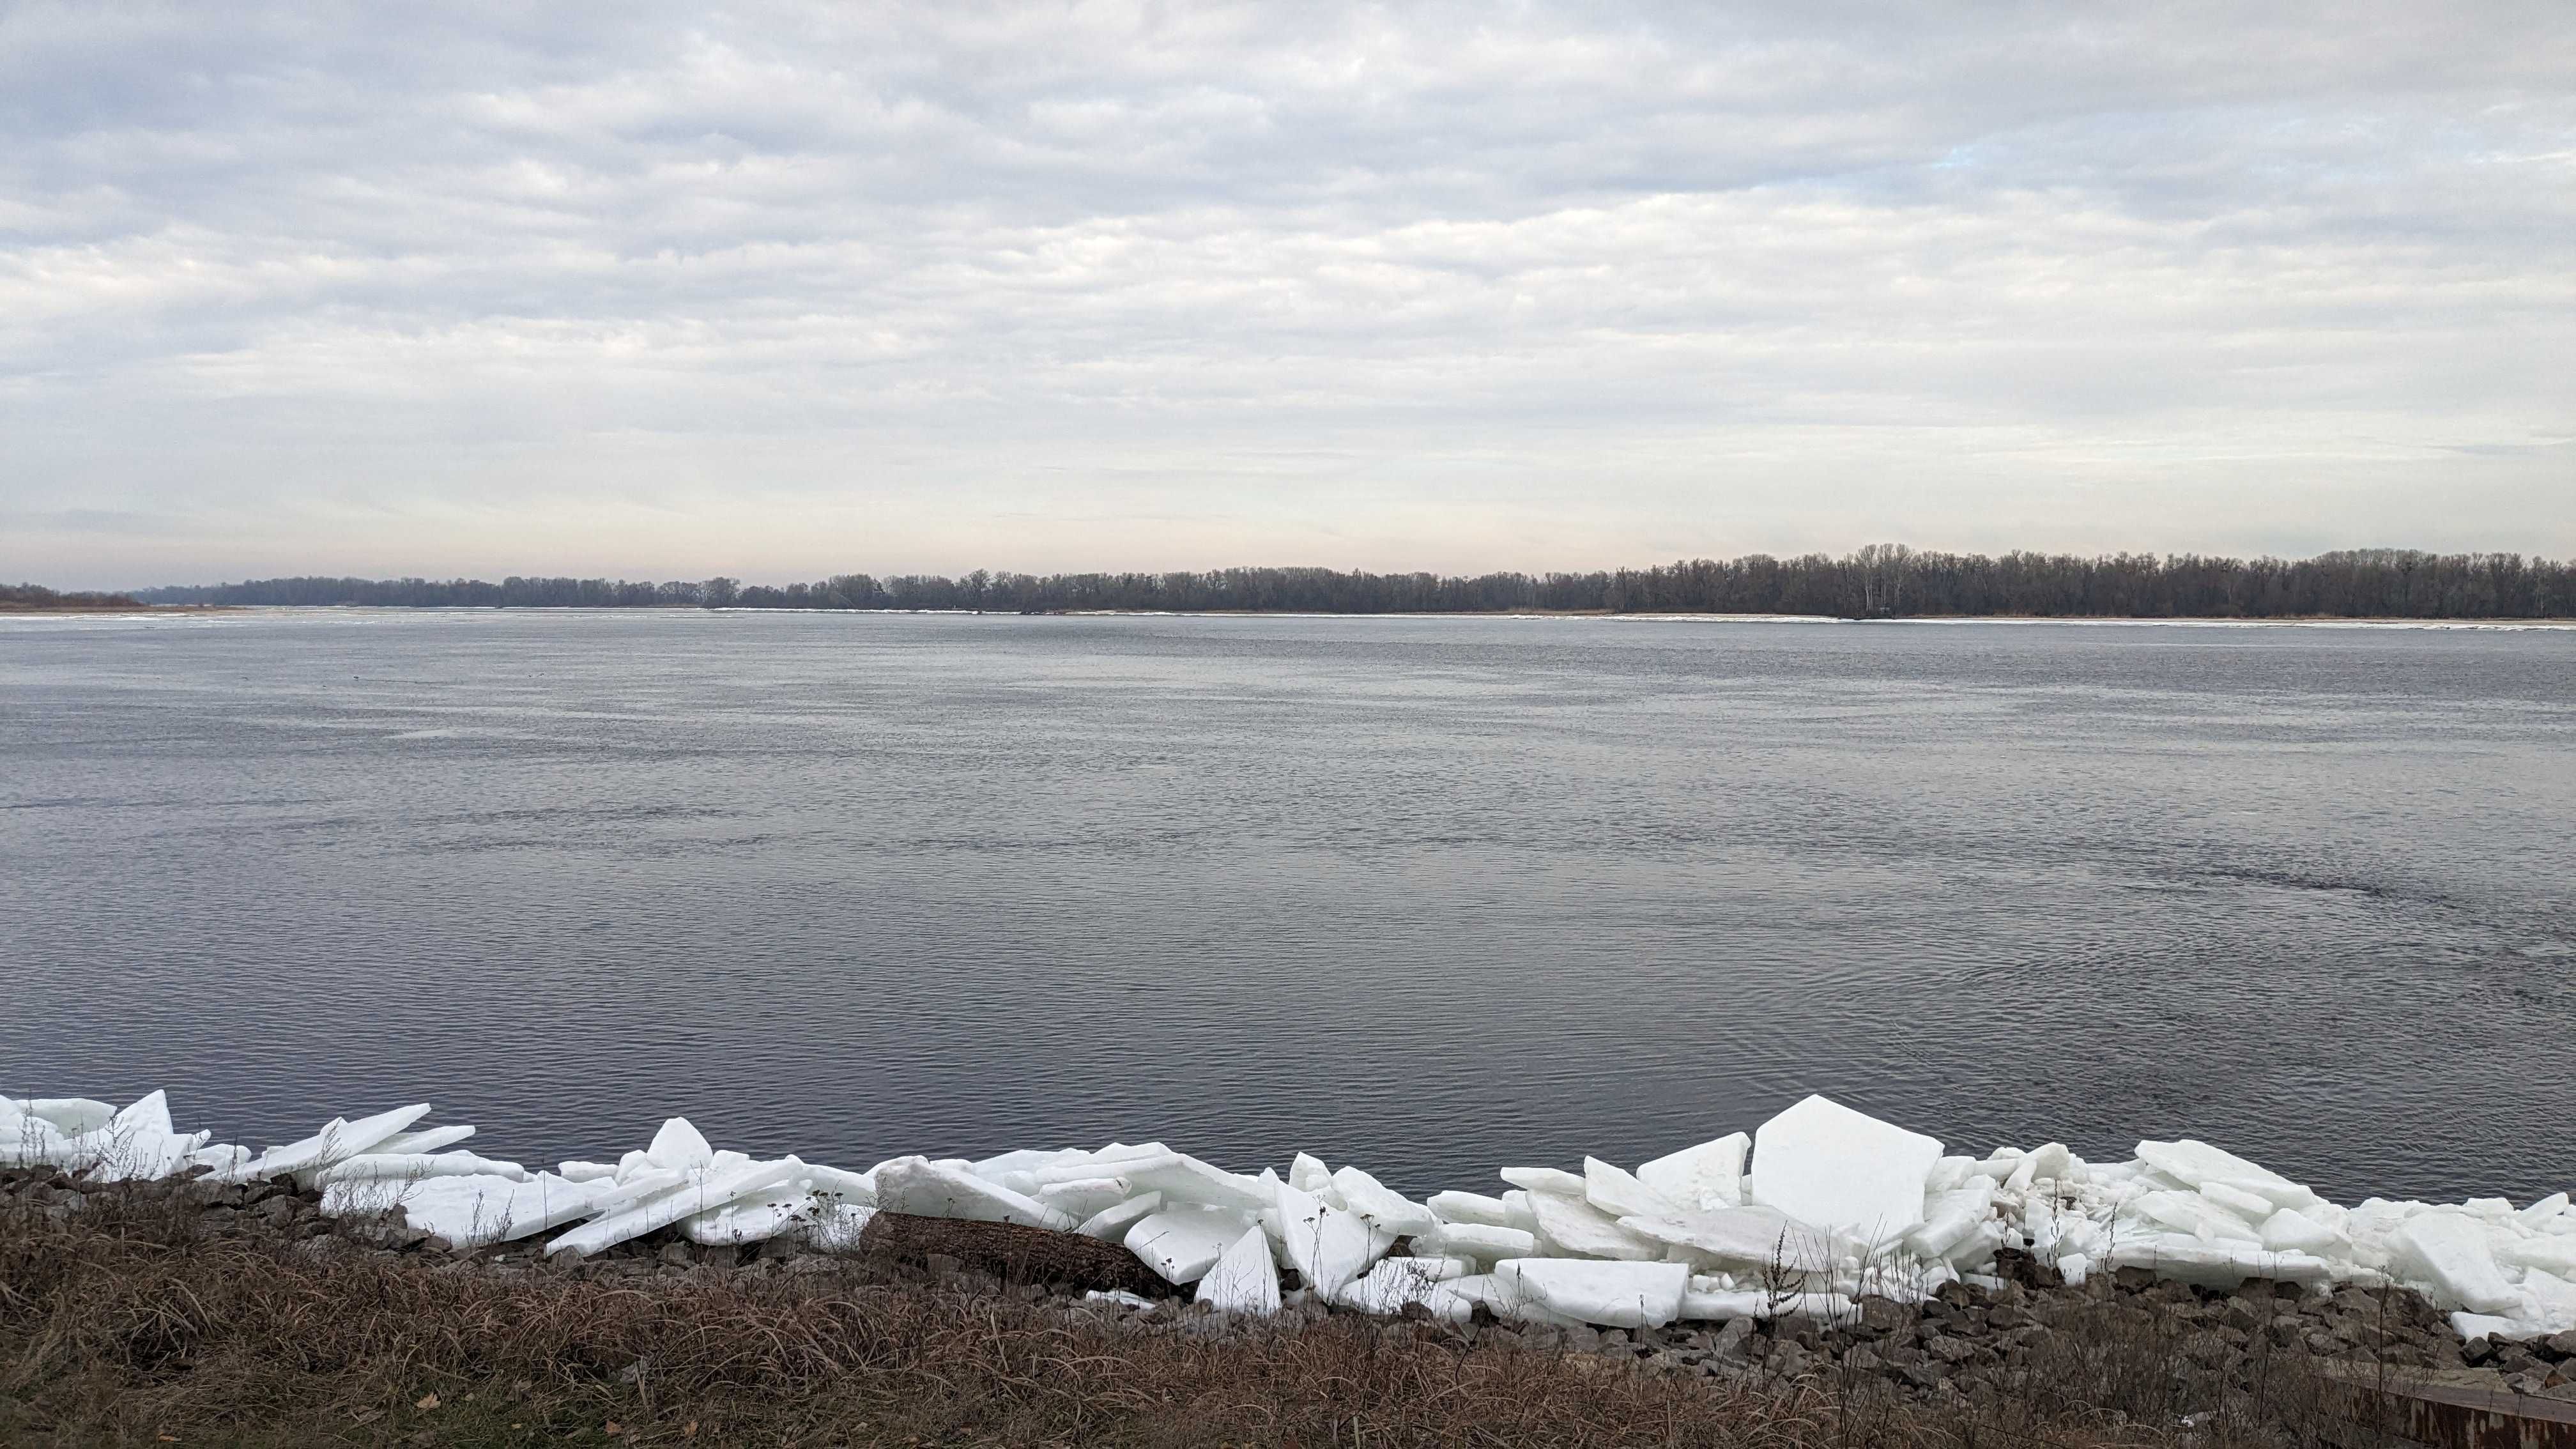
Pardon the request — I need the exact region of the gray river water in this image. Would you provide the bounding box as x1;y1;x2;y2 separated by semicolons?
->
4;609;2570;1203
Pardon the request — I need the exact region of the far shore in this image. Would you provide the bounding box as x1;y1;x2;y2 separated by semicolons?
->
64;602;2576;626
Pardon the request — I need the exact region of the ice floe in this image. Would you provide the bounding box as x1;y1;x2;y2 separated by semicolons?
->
10;1084;2570;1344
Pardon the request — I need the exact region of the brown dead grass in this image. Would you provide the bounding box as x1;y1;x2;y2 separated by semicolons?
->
1;1183;2372;1449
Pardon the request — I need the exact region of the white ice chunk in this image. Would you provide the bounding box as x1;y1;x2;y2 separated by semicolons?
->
2057;1253;2090;1287
1747;1094;1942;1245
2518;1192;2570;1227
1195;1227;1282;1315
1526;1190;1661;1261
1618;1206;1833;1271
1089;1151;1273;1214
313;1151;529;1186
371;1125;477;1158
1331;1165;1436;1236
548;1158;800;1257
973;1147;1078;1181
1499;1167;1587;1197
557;1161;618;1183
1906;1185;1998;1259
2133;1140;2315;1204
2451;1312;2544;1342
19;1098;116;1133
1336;1255;1468;1314
1415;1221;1539;1262
1076;1193;1166;1242
1289;1153;1332;1193
2130;1190;2263;1244
2496;1236;2576;1276
874;1156;1077;1230
237;1104;434;1181
1427;1190;1514;1227
2020;1142;2073;1183
2104;1235;2334;1289
1636;1132;1749;1211
1036;1176;1135;1220
344;1171;615;1249
1678;1289;1854;1324
1127;1206;1261;1285
1583;1157;1683;1220
2391;1213;2520;1314
1275;1183;1393;1296
646;1117;714;1170
2200;1181;2283;1223
1494;1258;1689;1328
683;1163;876;1248
2257;1208;2347;1256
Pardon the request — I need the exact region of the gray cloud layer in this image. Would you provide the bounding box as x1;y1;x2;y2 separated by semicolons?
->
4;1;2572;585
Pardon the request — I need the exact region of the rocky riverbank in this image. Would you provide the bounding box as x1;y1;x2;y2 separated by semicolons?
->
12;1165;2573;1433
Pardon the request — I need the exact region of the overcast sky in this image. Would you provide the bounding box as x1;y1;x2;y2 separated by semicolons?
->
5;1;2572;586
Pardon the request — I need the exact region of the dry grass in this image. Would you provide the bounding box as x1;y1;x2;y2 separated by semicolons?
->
1;1181;2375;1449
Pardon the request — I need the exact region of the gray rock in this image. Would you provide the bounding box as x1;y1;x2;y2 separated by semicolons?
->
1899;1361;1949;1390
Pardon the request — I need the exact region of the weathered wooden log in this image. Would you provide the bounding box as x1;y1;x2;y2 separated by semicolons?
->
857;1211;1175;1297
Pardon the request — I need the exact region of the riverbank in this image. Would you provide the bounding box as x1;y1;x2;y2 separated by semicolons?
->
10;1170;2571;1448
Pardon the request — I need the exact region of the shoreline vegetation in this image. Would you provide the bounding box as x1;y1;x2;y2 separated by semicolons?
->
0;583;146;613
123;546;2576;621
11;1171;2572;1449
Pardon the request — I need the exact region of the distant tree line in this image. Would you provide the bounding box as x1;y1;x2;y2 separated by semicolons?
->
2;582;143;611
129;548;2576;619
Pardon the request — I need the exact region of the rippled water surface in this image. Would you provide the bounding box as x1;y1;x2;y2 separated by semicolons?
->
5;610;2571;1202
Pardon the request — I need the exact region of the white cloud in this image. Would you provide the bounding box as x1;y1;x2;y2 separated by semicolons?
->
2;0;2572;584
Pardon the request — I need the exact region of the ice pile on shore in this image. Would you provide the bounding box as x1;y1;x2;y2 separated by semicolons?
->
8;1088;2570;1343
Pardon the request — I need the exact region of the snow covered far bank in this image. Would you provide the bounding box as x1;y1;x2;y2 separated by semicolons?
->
6;1088;2569;1344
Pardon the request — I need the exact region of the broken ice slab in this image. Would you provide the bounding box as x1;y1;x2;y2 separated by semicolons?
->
1425;1190;1514;1227
1494;1257;1690;1328
645;1117;715;1170
1678;1288;1855;1323
234;1104;435;1181
1035;1176;1135;1220
341;1171;615;1249
1126;1205;1261;1285
312;1151;529;1186
1075;1193;1165;1242
1036;1147;1271;1215
370;1124;476;1158
2133;1139;2321;1211
2104;1235;2334;1290
10;1098;116;1134
1335;1255;1468;1314
1747;1094;1942;1245
1414;1220;1538;1262
1618;1204;1833;1271
548;1158;802;1257
1194;1227;1282;1315
2389;1213;2520;1314
1331;1165;1435;1236
1500;1166;1586;1197
1583;1157;1682;1220
1275;1183;1393;1296
2128;1190;2264;1244
2497;1236;2576;1275
1525;1189;1662;1261
874;1156;1078;1230
2257;1207;2349;1256
1636;1132;1748;1211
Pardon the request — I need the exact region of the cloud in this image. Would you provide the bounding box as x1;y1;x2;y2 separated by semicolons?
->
2;0;2571;584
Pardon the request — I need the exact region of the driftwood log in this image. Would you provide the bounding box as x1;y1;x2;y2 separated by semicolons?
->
858;1212;1175;1297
